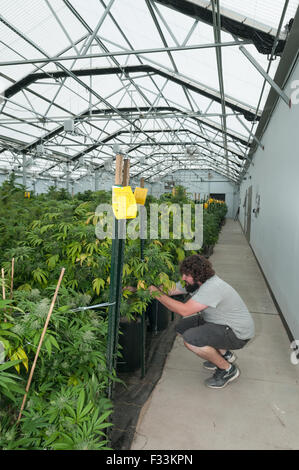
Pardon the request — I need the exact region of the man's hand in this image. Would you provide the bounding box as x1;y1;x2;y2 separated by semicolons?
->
123;286;136;292
148;285;159;295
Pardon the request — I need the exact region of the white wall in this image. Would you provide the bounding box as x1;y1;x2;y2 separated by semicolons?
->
0;173;56;193
239;55;299;340
0;171;115;195
73;171;114;193
149;169;238;218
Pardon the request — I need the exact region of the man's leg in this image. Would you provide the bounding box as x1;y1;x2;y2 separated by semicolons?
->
182;324;243;388
176;315;205;337
184;341;240;389
184;342;230;370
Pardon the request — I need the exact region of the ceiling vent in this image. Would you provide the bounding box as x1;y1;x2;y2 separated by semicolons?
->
64;119;75;133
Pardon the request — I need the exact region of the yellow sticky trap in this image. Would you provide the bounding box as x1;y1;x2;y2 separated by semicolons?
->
112;186;137;220
134;187;148;205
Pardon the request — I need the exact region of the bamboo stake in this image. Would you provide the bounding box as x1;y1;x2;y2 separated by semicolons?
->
1;268;6;322
10;257;14;299
17;267;65;423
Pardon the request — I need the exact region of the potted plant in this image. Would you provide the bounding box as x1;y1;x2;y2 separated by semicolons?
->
116;241;176;372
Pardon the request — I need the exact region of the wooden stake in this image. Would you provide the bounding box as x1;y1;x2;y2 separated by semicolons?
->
1;268;6;322
1;268;5;300
123;159;130;186
10;257;14;300
140;177;145;188
17;268;65;423
115;154;123;186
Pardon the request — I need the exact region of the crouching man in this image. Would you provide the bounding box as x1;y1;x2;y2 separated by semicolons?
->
149;254;255;389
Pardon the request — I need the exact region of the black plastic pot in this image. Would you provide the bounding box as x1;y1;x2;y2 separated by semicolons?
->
117;317;146;373
146;300;170;333
202;244;214;258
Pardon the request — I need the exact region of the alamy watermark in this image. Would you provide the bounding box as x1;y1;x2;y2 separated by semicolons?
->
95;203;203;251
290;340;299;365
0;341;5;364
291;80;299;105
0;77;4;105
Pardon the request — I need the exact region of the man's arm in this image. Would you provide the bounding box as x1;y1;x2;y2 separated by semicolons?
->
160;285;185;296
124;285;183;295
149;286;207;317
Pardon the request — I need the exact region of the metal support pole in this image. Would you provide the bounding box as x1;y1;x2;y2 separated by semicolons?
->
107;153;125;399
233;110;265;151
234;35;291;107
211;0;230;178
139;177;146;378
81;0;116;56
0;40;253;66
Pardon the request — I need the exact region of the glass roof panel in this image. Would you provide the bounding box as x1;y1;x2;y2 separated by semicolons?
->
0;0;298;185
220;0;298;30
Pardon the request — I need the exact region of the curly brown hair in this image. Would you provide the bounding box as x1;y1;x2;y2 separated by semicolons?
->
179;254;215;284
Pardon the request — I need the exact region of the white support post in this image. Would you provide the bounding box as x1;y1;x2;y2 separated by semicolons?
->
66;161;70;193
22;154;27;189
95;169;99;191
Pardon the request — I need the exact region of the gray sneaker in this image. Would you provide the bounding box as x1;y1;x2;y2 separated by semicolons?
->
203;350;236;370
205;364;240;389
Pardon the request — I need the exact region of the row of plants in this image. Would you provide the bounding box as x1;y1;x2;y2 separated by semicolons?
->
0;289;113;449
0;176;227;449
202;198;227;254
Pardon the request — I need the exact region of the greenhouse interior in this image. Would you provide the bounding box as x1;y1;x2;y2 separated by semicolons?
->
0;0;299;452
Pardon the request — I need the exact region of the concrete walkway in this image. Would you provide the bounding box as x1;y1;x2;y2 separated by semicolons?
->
131;219;299;450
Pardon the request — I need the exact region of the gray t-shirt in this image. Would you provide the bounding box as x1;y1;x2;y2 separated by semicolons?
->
176;275;255;340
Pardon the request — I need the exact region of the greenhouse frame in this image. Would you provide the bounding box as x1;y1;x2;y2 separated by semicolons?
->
0;0;299;453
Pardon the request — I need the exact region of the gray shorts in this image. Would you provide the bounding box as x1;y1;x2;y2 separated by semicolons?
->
176;315;249;350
